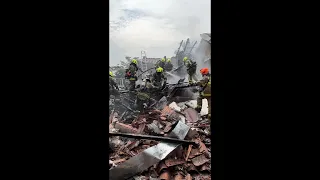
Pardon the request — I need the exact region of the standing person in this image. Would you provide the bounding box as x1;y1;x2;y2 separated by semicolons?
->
125;59;140;91
193;67;211;119
164;58;173;71
183;57;197;84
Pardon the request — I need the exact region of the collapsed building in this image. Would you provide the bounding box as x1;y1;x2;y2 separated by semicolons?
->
109;33;212;179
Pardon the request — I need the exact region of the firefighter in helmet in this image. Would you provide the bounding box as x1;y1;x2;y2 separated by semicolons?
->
125;59;140;91
164;58;173;71
156;57;166;69
193;67;211;119
152;67;167;88
183;56;197;84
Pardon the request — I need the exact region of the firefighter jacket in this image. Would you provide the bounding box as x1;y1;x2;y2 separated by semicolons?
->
196;74;211;97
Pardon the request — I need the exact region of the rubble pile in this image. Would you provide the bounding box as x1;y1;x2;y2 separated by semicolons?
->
109;100;211;180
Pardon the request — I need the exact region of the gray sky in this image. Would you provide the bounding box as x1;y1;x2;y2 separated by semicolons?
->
110;0;211;66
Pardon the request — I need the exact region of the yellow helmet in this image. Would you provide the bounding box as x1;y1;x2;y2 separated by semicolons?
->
132;59;138;64
109;71;114;77
161;58;165;62
183;57;188;61
156;67;164;72
167;58;171;62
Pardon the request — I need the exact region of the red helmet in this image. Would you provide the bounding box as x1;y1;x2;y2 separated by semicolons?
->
200;68;209;75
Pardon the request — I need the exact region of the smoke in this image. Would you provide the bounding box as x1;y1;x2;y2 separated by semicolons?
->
192;38;211;75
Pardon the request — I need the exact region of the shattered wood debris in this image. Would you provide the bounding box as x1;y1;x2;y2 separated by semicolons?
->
109;99;211;180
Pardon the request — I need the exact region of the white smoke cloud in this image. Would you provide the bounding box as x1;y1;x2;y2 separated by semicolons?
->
110;0;211;65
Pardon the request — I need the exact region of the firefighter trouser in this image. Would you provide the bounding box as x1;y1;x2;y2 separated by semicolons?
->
188;73;198;84
129;78;137;91
197;95;211;119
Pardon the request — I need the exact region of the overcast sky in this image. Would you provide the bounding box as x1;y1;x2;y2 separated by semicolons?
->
110;0;211;66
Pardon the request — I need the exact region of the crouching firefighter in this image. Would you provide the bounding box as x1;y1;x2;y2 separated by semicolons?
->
193;68;211;119
134;83;157;112
109;71;120;99
125;59;140;91
152;67;167;89
183;57;198;84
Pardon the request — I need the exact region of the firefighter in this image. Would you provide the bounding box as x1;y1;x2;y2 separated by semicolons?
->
164;58;173;71
192;68;211;119
109;71;120;99
183;57;197;84
156;57;166;69
134;80;157;112
152;67;167;89
125;59;140;91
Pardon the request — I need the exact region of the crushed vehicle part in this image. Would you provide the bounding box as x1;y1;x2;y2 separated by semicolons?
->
109;121;190;180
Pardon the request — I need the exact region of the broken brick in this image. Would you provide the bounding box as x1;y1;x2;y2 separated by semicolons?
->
188;148;202;159
164;158;185;167
156;161;168;173
163;122;172;132
159;171;170;180
174;173;184;180
114;122;138;133
184;108;199;122
185;174;192;180
191;154;210;166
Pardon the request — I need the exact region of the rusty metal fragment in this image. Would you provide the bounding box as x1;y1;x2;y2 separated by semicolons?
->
109;121;190;180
